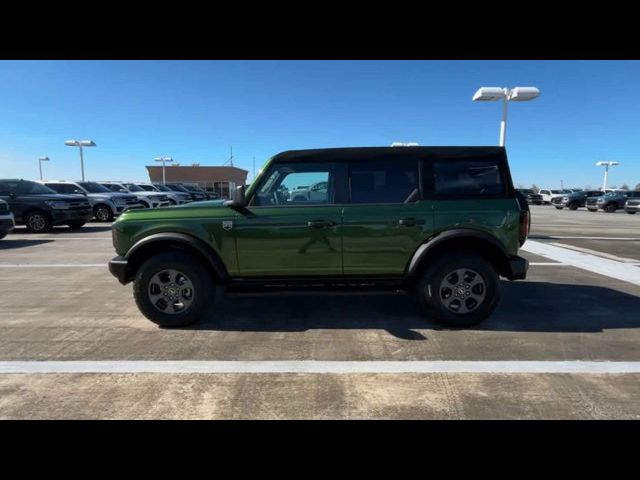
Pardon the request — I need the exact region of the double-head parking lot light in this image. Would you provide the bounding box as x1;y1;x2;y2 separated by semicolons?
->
154;157;174;184
65;140;96;181
473;86;540;146
38;156;50;180
596;161;620;191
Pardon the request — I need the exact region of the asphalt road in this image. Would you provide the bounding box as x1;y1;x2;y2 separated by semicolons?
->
0;205;639;419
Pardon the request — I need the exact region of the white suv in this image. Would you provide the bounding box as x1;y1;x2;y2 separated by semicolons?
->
99;182;170;209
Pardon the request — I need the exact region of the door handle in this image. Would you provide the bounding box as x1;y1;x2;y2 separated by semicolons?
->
398;218;425;227
307;220;336;228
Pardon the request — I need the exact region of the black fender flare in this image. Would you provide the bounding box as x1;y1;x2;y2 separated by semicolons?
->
126;232;229;281
406;229;508;277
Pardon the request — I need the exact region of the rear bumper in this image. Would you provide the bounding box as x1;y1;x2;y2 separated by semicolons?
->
108;256;130;285
505;255;529;281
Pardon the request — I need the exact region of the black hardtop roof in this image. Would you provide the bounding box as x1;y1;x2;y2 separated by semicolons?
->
272;146;506;162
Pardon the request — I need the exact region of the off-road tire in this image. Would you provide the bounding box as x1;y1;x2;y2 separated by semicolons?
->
417;253;500;328
133;251;217;328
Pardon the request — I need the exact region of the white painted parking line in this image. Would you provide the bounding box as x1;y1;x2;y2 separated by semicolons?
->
529;262;568;266
1;360;640;374
6;237;111;240
549;242;639;263
530;236;640;241
522;240;640;286
0;264;105;268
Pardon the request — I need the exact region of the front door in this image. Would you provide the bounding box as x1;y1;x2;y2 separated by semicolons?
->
233;161;344;277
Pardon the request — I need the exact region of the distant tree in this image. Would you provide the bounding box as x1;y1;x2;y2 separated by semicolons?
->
621;184;629;190
585;185;592;190
531;184;539;193
517;184;524;189
636;183;640;192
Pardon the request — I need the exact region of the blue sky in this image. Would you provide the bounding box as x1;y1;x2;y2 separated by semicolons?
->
0;60;639;189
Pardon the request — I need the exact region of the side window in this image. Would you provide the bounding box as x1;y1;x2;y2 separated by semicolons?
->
252;162;336;207
349;159;419;204
433;159;505;198
46;184;63;193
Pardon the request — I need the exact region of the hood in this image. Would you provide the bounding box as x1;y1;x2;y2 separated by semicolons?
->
173;199;226;208
117;200;230;222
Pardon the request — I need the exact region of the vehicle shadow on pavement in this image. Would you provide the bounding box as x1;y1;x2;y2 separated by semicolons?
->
484;281;640;333
188;281;640;336
193;292;428;340
0;239;53;249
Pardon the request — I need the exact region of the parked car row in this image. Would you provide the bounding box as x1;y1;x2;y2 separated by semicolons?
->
0;178;217;234
549;189;640;213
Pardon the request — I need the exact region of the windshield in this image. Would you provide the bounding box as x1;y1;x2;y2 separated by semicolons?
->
551;190;562;194
154;184;171;192
17;180;58;195
182;185;199;192
102;184;129;193
123;183;144;192
519;189;533;194
78;182;111;193
137;184;158;192
167;184;189;192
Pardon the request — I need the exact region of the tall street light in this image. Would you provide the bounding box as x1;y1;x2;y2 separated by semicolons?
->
154;157;174;184
64;140;96;181
596;161;620;191
472;86;541;146
38;156;50;181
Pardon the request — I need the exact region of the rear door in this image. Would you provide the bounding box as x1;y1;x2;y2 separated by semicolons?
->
233;161;345;277
0;181;24;220
341;157;434;275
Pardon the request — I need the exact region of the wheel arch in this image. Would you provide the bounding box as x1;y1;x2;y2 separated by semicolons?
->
124;232;229;284
406;229;510;282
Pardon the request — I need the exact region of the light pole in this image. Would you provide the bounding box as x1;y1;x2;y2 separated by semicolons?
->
154;157;174;184
38;157;50;181
472;86;541;146
596;161;619;191
64;140;96;181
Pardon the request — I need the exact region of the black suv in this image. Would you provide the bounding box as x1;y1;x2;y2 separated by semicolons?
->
0;179;93;232
589;191;640;213
165;183;207;202
517;189;543;205
553;190;603;210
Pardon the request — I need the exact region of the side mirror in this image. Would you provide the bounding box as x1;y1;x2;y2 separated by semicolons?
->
225;185;247;208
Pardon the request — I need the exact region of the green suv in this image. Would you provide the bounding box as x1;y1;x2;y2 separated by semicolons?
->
109;147;529;328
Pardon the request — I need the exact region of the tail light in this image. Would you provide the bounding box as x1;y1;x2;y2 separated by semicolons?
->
518;210;530;246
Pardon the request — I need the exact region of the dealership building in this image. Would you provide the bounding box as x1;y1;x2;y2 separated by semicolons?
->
146;164;249;199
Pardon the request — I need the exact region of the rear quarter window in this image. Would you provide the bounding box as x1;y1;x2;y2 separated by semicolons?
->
432;159;507;199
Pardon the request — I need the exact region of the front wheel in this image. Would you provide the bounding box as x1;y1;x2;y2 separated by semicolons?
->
569;202;579;211
417;253;500;328
67;221;86;229
133;251;217;327
554;206;563;210
94;205;114;222
604;204;617;213
587;208;598;212
626;210;637;215
25;211;52;233
0;232;6;240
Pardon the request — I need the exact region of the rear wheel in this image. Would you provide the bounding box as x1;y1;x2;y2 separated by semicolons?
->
25;211;52;233
604;204;617;213
0;232;6;240
554;206;563;210
133;251;217;327
626;210;637;215
587;208;598;212
417;253;500;328
569;202;579;210
94;204;114;222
